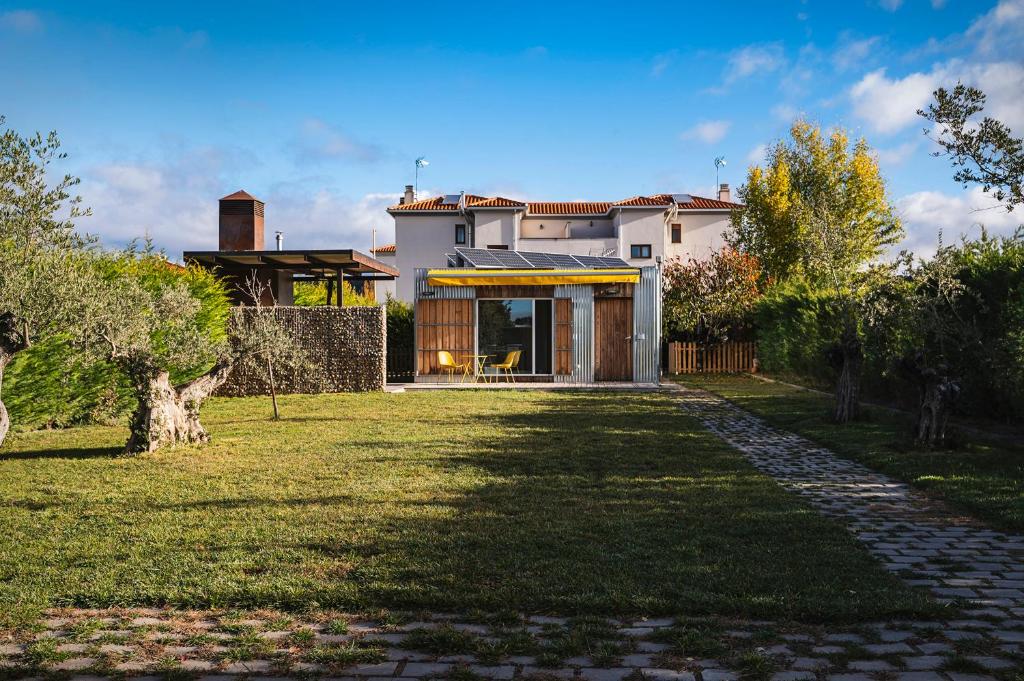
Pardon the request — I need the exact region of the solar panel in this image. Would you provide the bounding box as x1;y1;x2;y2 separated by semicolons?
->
454;247;632;270
575;255;608;267
441;194;461;205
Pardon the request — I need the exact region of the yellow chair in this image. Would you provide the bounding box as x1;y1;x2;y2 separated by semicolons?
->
437;351;469;383
490;350;521;384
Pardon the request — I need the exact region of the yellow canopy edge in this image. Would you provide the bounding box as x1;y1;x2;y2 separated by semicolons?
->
426;268;640;287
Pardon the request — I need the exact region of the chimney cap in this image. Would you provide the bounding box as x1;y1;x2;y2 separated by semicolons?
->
220;189;262;202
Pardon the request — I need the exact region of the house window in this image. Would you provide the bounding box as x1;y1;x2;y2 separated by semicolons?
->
671;223;681;243
477;299;553;375
455;224;466;245
631;244;652;259
487;244;509;250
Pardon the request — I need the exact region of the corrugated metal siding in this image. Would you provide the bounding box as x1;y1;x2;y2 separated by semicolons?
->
632;266;661;384
414;268;475;300
555;284;593;383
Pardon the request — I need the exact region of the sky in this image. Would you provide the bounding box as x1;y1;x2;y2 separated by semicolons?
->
1;0;1023;259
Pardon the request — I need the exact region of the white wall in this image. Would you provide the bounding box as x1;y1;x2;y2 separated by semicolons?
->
394;214;461;302
515;237;620;256
519;217;614;239
615;209;667;265
373;253;397;301
665;212;732;261
472;210;518;249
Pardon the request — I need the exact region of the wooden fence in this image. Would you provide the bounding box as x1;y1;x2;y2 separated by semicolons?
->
667;341;757;374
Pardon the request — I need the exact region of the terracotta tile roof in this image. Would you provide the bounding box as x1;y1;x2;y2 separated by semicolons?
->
371;243;396;254
468;196;527;208
527;201;613;215
612;195;673;207
389;193;740;213
220;189;261;202
652;194;741;209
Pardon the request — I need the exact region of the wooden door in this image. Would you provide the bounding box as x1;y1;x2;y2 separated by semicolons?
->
594;298;633;381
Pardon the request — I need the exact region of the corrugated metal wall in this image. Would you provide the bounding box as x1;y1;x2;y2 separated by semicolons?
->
554;284;594;383
414;268;476;300
632;266;661;384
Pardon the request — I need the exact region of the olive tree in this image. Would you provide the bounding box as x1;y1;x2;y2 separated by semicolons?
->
83;250;233;454
231;273;314;420
0;116;92;446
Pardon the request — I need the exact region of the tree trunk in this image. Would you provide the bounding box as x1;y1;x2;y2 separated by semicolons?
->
833;325;863;424
124;358;233;455
267;358;279;420
0;313;28;448
904;352;960;448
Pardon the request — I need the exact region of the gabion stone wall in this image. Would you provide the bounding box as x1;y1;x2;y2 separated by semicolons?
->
216;305;386;396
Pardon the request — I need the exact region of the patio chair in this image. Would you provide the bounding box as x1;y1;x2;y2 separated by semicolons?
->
490;350;521;384
437;351;469;383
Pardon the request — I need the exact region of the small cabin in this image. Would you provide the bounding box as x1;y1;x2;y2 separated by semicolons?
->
414;248;661;384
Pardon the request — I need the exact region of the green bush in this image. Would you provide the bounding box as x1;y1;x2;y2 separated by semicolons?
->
385;295;414;349
752;280;842;386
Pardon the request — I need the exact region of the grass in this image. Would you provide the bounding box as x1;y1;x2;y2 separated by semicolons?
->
680;374;1024;532
0;390;935;622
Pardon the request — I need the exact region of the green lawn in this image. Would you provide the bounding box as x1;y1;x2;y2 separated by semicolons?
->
0;390;934;623
682;374;1024;533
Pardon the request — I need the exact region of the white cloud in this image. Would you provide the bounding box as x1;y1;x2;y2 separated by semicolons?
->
722;44;786;85
650;50;676;78
79;144;396;260
875;141;919;166
523;45;548;58
293;118;383;163
966;0;1024;57
896;186;1023;255
931;0;947;7
879;0;903;11
832;35;881;72
0;9;41;32
771;104;798;122
681;120;731;144
848;59;1024;135
746;144;768;164
848;68;938;134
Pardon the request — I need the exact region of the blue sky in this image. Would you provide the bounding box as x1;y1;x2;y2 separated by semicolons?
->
2;0;1022;258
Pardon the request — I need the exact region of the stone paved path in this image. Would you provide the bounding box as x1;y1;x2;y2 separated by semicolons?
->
1;607;1022;681
671;383;1024;626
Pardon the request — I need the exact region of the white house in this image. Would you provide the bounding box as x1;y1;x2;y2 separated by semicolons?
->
384;184;740;302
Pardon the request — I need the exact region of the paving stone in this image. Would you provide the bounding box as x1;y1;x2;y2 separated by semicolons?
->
789;657;828;671
521;666;575;679
577;668;634;681
620;627;654;637
52;658;97;671
400;662;453;677
697;671;737;681
917;643;954;655
902;656;945;670
863;643;914;654
620;654;654;667
179;659;217;671
848;660;895;672
811;645;846;654
639;669;695;681
945;675;998;681
350;662;400;676
468;665;516;679
966;656;1016;670
770;673;813;681
823;634;864;644
636;642;670;653
895;673;947;681
222;660;273;674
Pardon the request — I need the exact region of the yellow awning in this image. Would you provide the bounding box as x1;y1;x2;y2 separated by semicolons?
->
426;268;640;286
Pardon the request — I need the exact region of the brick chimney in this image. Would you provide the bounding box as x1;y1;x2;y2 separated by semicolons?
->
402;184;415;205
718;183;731;203
219;190;265;251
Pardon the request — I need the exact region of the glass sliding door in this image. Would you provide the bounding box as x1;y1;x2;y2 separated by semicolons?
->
477;299;554;375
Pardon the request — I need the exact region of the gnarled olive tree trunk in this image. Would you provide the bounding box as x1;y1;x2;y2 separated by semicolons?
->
903;352;960;448
832;323;863;424
0;313;28;448
124;358;233;455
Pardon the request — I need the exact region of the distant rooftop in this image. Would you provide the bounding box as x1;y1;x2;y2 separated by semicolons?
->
388;193;740;216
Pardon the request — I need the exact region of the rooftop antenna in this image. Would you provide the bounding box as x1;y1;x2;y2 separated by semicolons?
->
414;157;429;199
714;156;727;190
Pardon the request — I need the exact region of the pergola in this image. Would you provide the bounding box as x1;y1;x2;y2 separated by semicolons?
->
183;249;399;305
